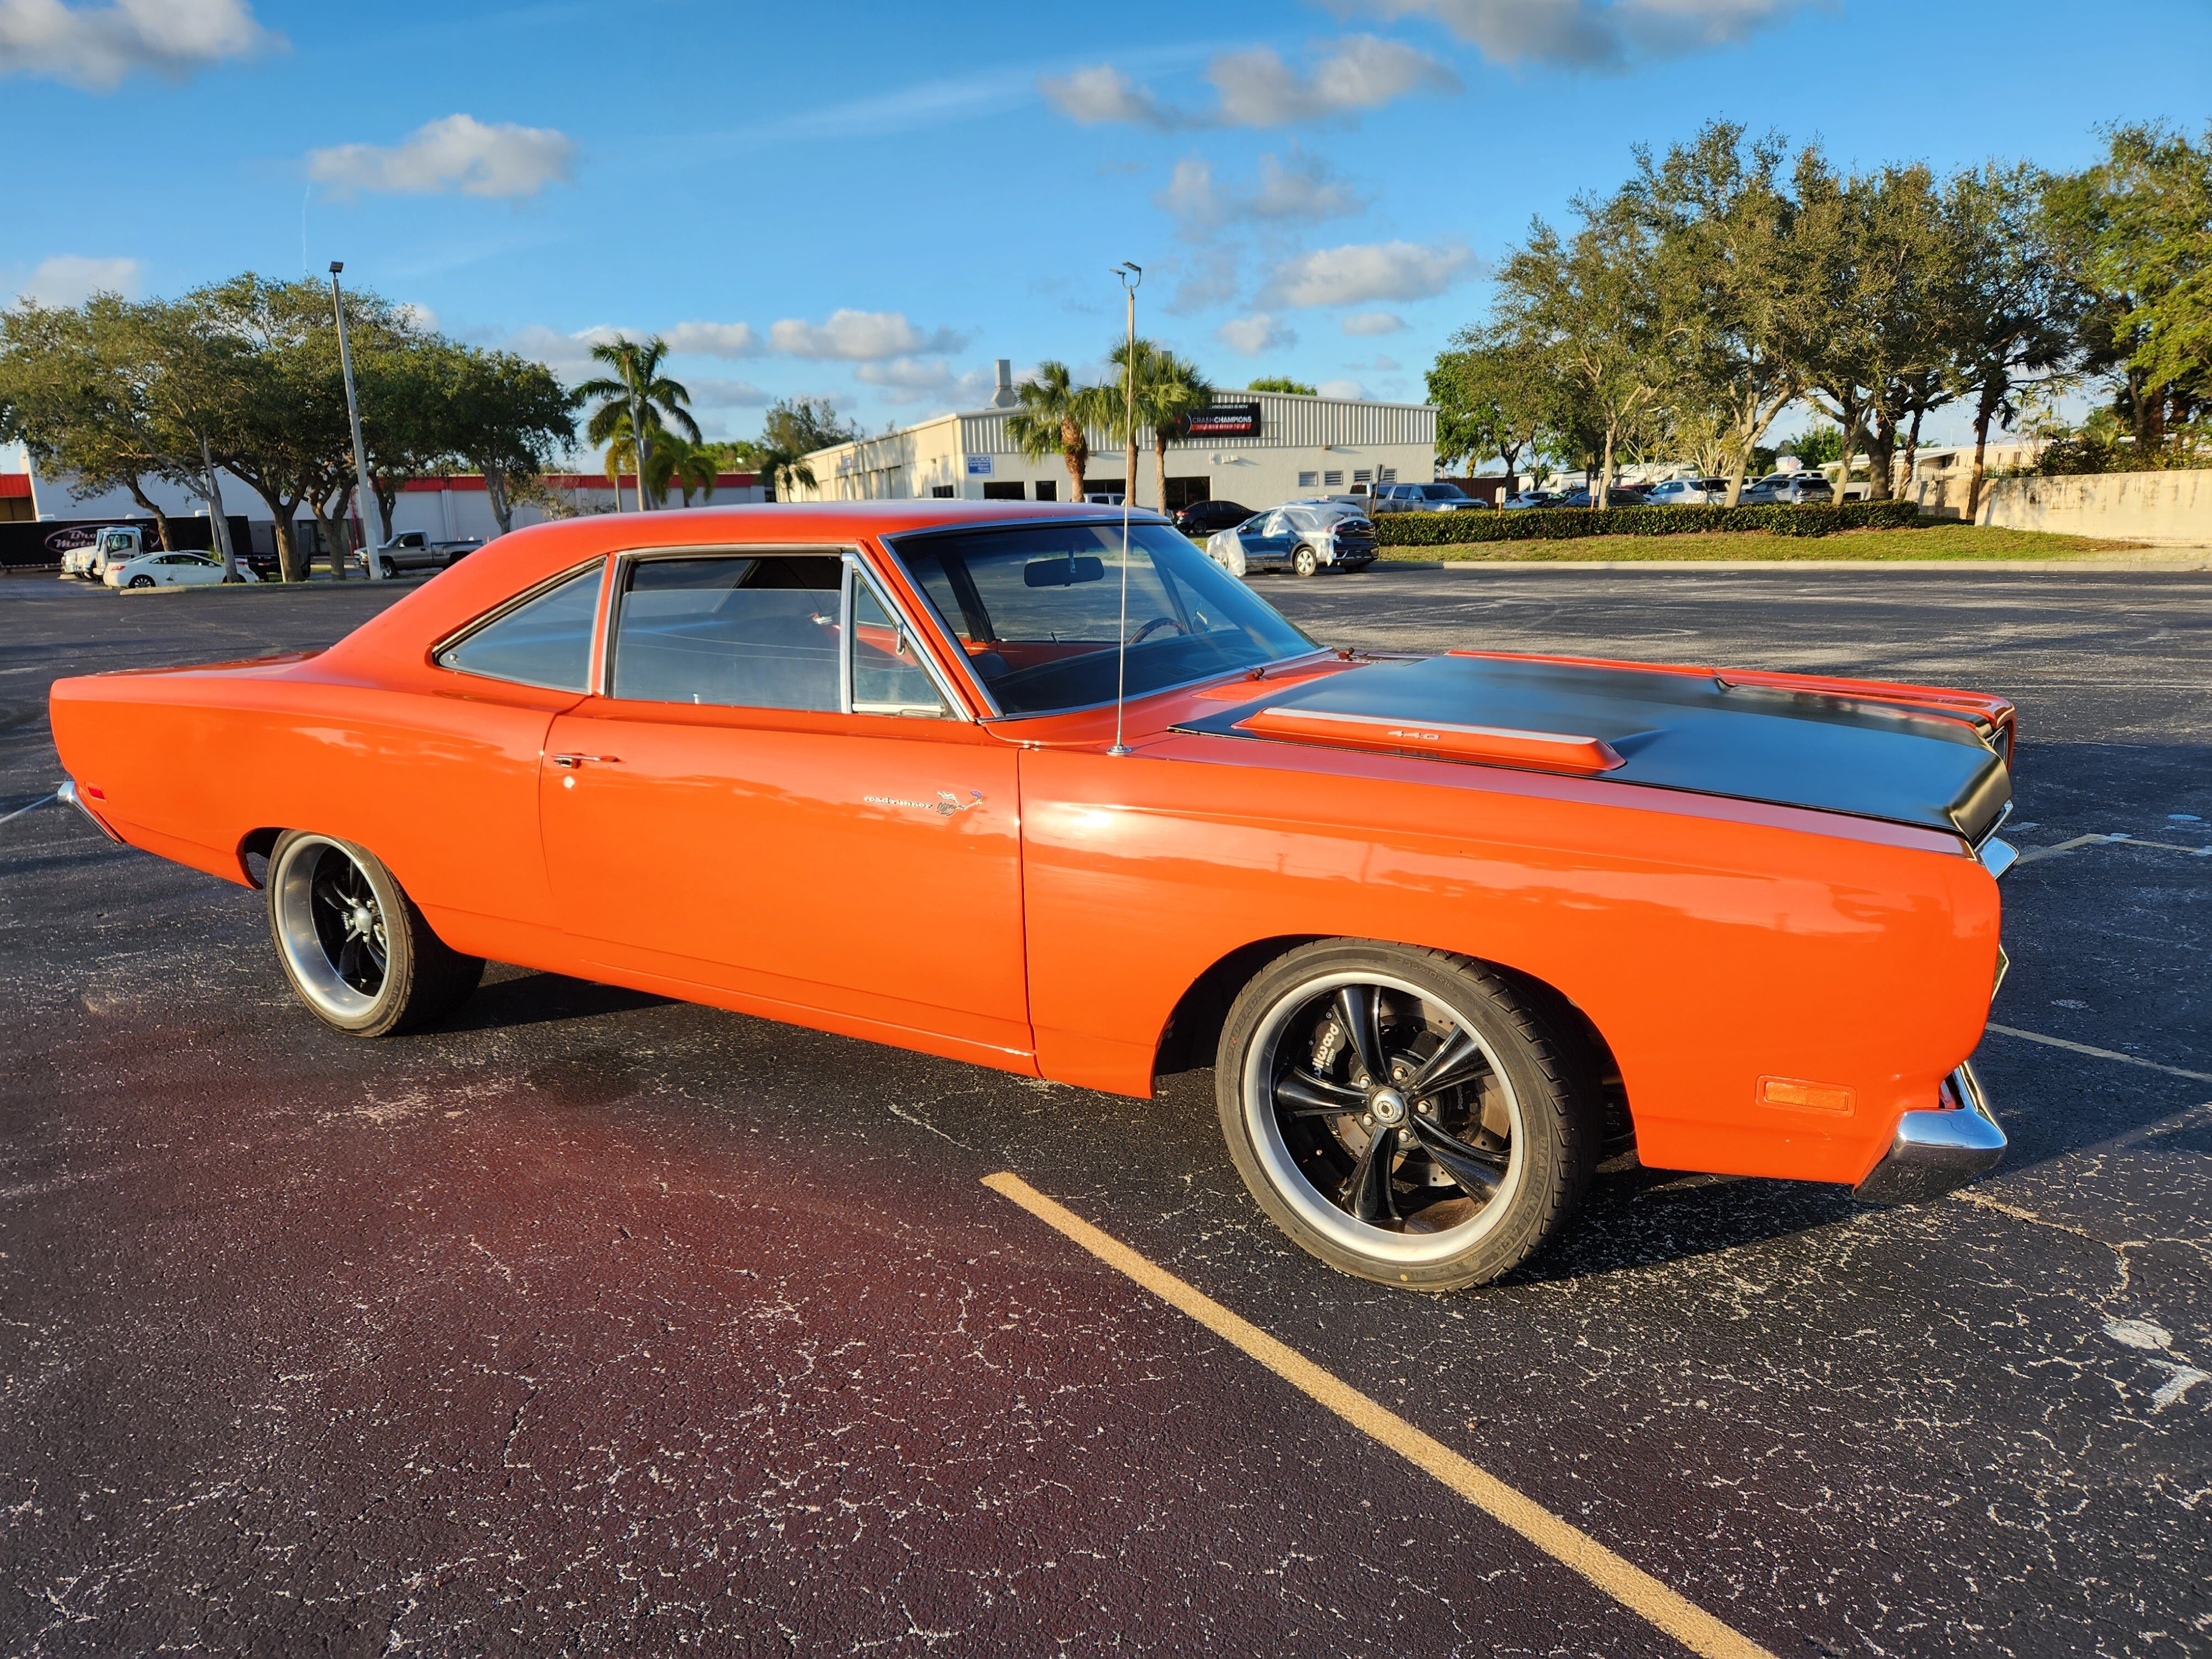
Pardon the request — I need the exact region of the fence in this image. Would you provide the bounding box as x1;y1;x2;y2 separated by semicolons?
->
1971;469;2212;545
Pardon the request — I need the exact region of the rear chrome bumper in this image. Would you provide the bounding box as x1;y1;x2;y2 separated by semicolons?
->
56;779;126;844
1853;1061;2006;1205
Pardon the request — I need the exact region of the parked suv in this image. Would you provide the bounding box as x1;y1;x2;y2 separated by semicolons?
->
1740;473;1833;505
1370;481;1489;514
1644;478;1730;505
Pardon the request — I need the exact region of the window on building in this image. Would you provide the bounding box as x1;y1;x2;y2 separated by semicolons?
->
437;564;603;692
982;482;1025;500
1353;469;1373;484
1323;471;1343;488
930;485;956;498
1298;471;1319;489
609;554;842;712
1034;479;1057;502
1378;467;1397;484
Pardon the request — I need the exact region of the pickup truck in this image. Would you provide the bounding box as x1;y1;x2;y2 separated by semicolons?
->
352;531;486;578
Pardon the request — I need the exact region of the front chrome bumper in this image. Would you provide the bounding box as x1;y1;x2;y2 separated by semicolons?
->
56;778;125;844
1853;1061;2006;1205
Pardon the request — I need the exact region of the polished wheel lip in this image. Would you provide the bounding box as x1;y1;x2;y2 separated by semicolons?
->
272;835;388;1022
1244;969;1525;1266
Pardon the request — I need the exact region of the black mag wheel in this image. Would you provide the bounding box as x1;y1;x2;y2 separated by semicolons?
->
266;831;483;1037
1217;941;1600;1290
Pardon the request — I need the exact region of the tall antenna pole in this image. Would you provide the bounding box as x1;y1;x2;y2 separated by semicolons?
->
1109;262;1141;758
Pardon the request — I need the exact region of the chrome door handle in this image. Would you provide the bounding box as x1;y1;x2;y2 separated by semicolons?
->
550;753;622;768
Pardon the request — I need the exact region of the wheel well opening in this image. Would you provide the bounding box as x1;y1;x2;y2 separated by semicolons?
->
237;827;282;888
1151;936;1635;1159
1152;936;1318;1082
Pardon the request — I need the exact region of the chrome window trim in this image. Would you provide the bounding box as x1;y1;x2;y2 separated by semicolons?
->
878;520;1321;725
589;542;974;723
430;556;610;694
842;552;967;722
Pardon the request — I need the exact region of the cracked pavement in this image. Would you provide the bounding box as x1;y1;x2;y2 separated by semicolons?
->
1;564;2206;1656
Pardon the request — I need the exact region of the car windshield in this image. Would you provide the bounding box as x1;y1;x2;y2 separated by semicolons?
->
1420;484;1465;499
890;520;1316;717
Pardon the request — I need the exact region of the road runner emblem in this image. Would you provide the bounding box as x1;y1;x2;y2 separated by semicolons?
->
864;790;985;816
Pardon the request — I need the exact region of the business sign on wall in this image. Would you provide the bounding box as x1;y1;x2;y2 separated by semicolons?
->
966;455;994;477
1184;401;1262;439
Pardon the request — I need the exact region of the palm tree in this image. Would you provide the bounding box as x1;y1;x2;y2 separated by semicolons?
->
574;335;698;512
1115;342;1213;510
753;445;816;502
665;435;721;506
1004;361;1103;503
604;427;721;507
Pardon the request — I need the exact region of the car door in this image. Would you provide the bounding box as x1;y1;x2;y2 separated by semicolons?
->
1243;511;1292;565
536;545;1031;1067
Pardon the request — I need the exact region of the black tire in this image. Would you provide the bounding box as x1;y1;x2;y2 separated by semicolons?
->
1215;940;1601;1290
127;575;154;588
1292;544;1319;577
265;830;483;1036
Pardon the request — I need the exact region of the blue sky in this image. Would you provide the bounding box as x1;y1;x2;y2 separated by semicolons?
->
4;0;2206;452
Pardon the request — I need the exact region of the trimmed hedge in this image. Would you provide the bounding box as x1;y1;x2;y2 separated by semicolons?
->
1374;499;1924;545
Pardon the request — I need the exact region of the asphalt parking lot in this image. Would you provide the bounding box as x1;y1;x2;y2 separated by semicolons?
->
2;563;2207;1657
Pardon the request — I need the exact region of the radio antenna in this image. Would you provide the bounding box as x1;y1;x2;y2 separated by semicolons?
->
1109;261;1141;758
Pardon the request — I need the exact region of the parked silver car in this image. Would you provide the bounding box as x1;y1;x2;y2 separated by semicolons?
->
1643;477;1731;505
1740;473;1834;505
1206;502;1379;577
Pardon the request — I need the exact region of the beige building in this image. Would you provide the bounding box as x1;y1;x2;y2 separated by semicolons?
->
794;362;1437;514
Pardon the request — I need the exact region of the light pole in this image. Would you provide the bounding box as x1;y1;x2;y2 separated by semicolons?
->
328;262;380;581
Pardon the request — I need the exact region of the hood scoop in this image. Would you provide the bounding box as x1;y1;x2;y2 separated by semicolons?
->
1237;705;1633;774
1175;653;2011;843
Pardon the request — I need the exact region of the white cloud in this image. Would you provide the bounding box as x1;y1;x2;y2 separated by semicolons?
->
1331;0;1808;69
663;320;762;357
306;114;576;201
686;377;770;408
1344;352;1402;371
854;358;1004;407
1342;310;1406;335
770;309;969;361
0;0;277;89
1041;35;1455;130
8;253;143;306
1317;377;1369;400
1157;149;1365;237
1037;62;1187;129
1215;314;1297;355
1208;35;1459;126
1264;239;1473;307
497;322;628;374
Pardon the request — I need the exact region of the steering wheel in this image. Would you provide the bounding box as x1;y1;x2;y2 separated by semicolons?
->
1128;615;1187;645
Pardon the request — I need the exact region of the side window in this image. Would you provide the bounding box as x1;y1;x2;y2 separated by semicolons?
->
439;564;603;691
850;579;950;718
611;554;842;712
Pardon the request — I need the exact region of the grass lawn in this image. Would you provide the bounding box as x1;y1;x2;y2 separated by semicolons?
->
1383;524;2155;562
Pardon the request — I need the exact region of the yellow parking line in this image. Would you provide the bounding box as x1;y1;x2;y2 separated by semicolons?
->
983;1172;1778;1659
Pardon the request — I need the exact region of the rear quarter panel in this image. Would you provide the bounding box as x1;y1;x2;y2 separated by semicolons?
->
1020;736;1999;1187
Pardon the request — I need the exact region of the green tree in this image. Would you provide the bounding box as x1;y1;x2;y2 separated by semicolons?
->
1005;361;1106;503
1634;123;1822;505
2046;122;2212;450
1493;190;1673;507
446;348;576;535
1942;163;2079;518
1427;330;1556;493
1245;375;1315;395
759;395;859;457
575;336;698;512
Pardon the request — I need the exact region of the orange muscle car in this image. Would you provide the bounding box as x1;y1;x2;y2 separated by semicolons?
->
49;503;2017;1288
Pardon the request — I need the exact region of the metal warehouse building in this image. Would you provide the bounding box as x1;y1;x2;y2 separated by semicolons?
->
794;362;1437;514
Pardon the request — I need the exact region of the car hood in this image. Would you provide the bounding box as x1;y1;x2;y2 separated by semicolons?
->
1172;652;2010;842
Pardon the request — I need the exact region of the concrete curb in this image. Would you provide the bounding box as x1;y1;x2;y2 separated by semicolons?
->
108;576;426;594
1376;553;2212;573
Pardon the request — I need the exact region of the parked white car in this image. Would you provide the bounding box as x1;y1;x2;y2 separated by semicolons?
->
1206;502;1379;578
105;551;255;589
1643;478;1731;505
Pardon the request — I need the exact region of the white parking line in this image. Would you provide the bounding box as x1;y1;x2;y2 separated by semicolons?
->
985;1172;1779;1659
2013;833;2212;867
1986;1024;2212;1084
0;793;56;828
